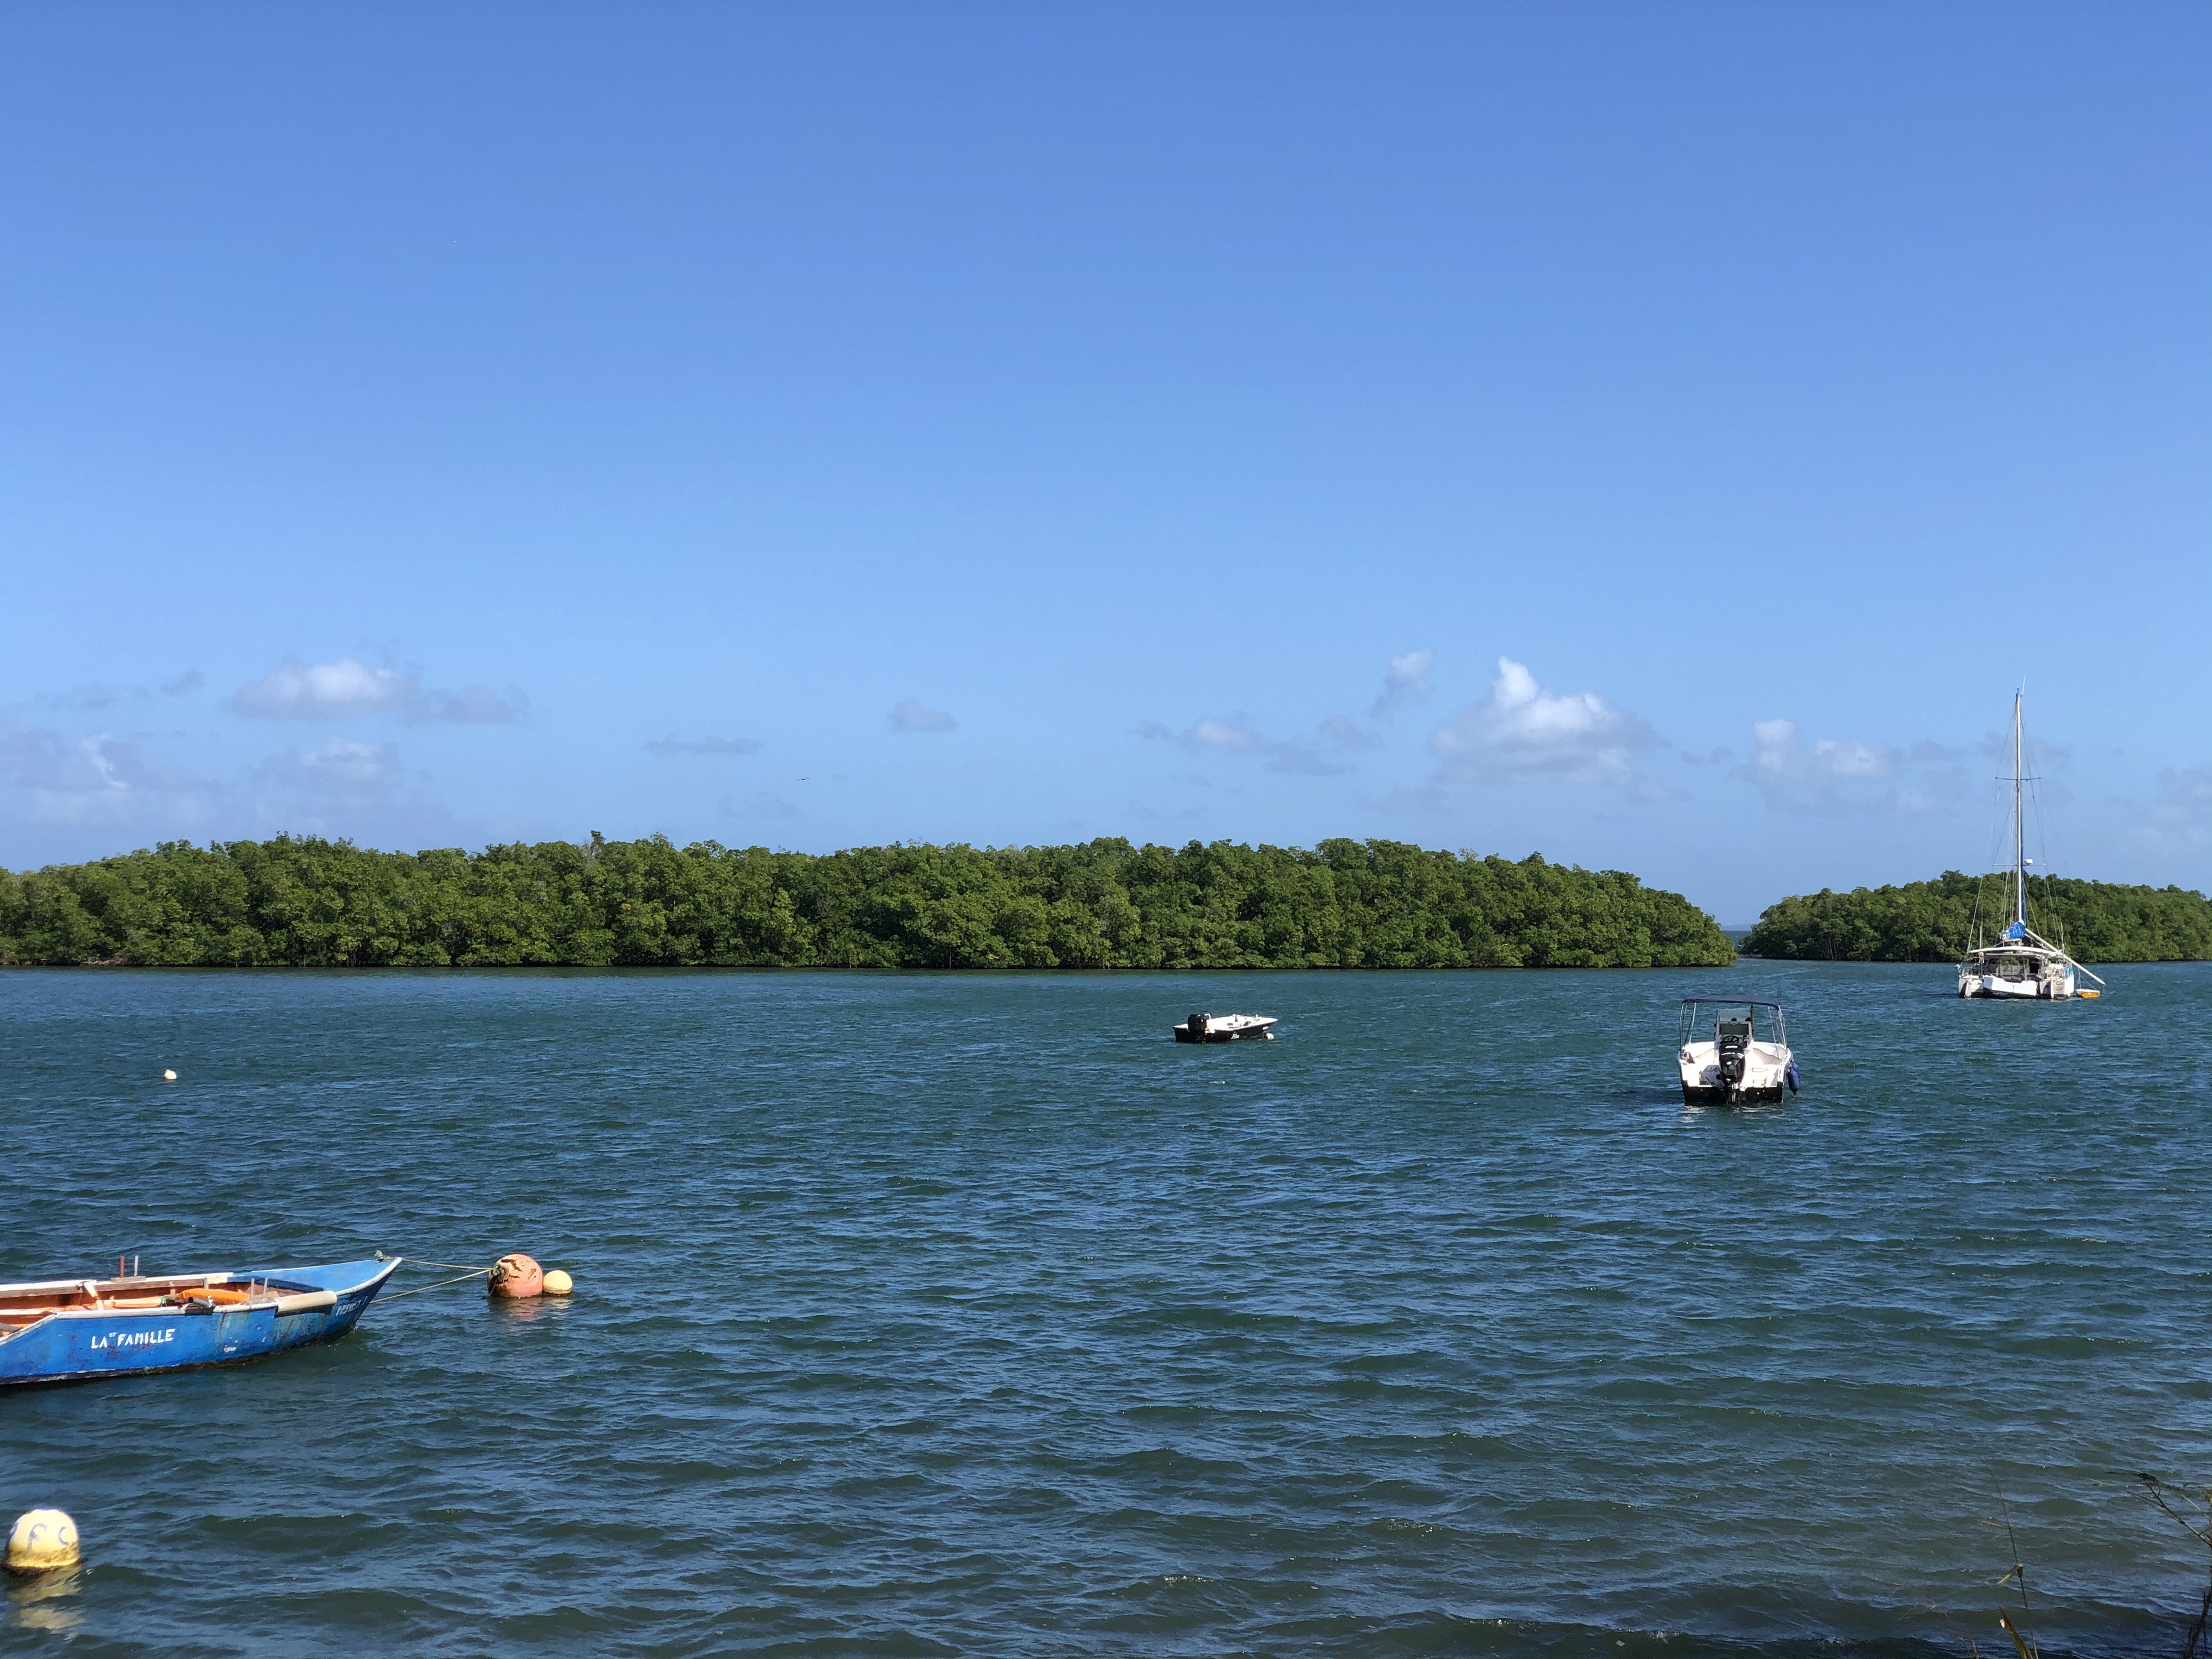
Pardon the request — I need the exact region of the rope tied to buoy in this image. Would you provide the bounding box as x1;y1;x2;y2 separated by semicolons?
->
380;1267;493;1302
375;1253;495;1273
372;1250;573;1300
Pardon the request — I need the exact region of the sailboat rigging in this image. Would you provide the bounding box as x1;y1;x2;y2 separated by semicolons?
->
1956;692;2104;1001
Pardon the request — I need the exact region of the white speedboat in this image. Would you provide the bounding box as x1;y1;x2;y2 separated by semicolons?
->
1957;693;2104;1001
1173;1013;1277;1043
1676;998;1797;1104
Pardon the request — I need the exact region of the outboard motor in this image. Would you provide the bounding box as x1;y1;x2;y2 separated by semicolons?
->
1715;1022;1749;1098
1186;1013;1208;1040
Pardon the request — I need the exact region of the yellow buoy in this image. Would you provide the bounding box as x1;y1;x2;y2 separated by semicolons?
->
542;1270;574;1295
7;1509;80;1574
163;1070;178;1081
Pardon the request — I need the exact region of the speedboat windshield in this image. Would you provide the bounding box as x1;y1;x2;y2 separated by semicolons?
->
1677;999;1786;1047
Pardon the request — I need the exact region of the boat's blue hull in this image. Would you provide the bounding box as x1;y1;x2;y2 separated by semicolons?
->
0;1258;400;1387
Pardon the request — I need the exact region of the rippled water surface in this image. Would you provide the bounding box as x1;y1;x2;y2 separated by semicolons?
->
4;963;2211;1657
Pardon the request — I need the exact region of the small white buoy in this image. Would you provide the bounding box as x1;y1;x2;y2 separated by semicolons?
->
163;1069;177;1081
542;1270;573;1296
6;1509;80;1574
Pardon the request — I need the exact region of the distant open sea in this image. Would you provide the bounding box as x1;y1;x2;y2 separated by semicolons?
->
4;962;2210;1657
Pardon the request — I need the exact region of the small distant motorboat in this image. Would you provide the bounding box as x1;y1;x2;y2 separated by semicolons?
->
1957;691;2104;1001
1677;998;1798;1105
0;1257;399;1388
1174;1011;1277;1043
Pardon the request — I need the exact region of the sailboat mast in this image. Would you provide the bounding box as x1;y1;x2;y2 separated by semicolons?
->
2013;691;2026;932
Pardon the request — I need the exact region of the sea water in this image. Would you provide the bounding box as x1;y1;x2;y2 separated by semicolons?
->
3;963;2209;1656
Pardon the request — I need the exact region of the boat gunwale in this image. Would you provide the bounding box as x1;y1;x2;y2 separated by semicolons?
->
0;1259;401;1385
0;1260;399;1331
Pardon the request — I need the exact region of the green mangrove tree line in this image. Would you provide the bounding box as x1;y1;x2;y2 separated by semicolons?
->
1743;870;2212;963
0;834;1735;969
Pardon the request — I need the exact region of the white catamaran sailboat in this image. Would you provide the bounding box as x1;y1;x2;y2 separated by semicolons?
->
1957;693;2104;1001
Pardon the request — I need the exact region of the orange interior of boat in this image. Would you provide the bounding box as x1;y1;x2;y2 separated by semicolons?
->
0;1276;267;1327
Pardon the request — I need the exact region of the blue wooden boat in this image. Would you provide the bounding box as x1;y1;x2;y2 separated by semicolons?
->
0;1258;399;1387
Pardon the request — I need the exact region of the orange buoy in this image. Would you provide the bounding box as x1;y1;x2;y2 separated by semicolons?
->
488;1253;543;1298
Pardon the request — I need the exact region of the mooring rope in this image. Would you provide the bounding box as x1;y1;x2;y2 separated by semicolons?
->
371;1250;569;1301
380;1267;493;1301
375;1252;496;1273
371;1251;498;1301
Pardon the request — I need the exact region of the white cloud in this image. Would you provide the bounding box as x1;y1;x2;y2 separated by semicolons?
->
1320;714;1382;752
0;721;221;827
1979;728;2071;766
422;683;528;724
241;737;461;843
1184;716;1263;754
2135;764;2212;848
2161;765;2212;807
1370;648;1434;718
1428;658;1660;786
257;737;406;799
160;670;204;697
0;716;473;850
888;698;957;734
39;684;124;712
77;737;130;797
1753;719;1894;780
1142;714;1351;777
645;734;763;757
1734;719;1963;816
234;658;411;719
1264;743;1352;778
1140;652;1433;777
231;656;526;724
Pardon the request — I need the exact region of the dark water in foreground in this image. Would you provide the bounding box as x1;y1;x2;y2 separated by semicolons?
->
3;964;2210;1657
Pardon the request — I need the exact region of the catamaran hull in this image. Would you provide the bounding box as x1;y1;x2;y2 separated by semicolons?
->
1958;961;2078;999
1959;977;2072;999
0;1259;398;1389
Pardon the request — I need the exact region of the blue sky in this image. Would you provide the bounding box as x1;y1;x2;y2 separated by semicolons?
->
3;3;2206;922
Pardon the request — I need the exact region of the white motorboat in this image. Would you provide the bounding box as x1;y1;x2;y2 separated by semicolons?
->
1677;998;1797;1104
1957;692;2104;1001
1173;1012;1277;1044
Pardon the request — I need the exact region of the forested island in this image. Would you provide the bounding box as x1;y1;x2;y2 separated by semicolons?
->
0;834;1734;970
1743;870;2212;963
